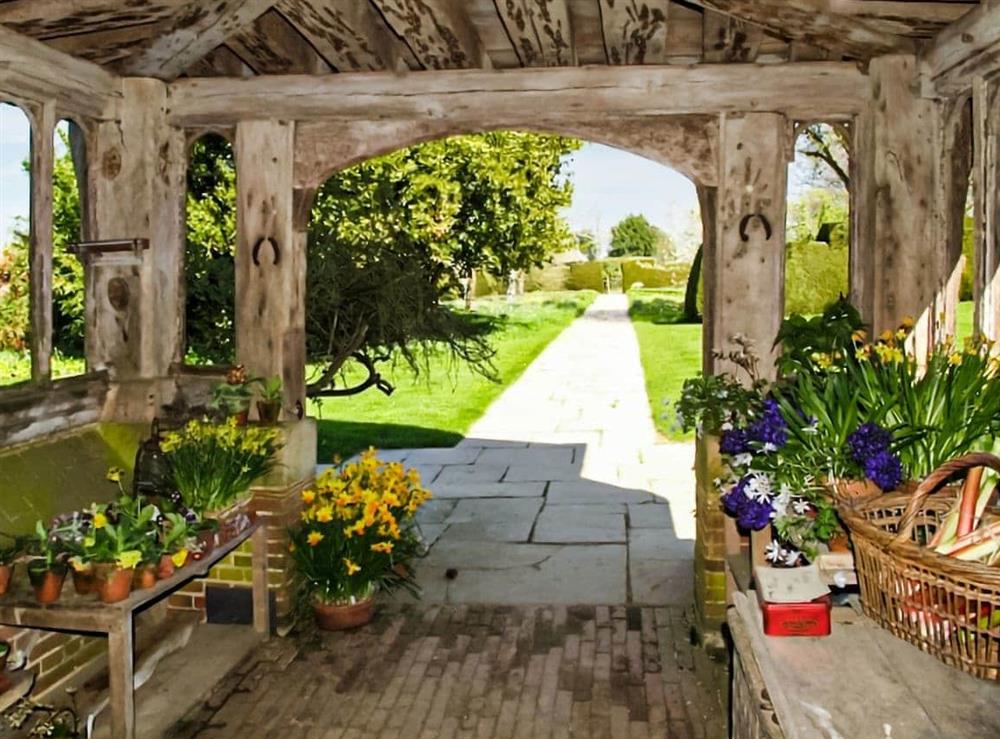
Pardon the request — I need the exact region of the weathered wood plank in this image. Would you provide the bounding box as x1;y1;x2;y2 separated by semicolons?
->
702;9;761;63
107;614;135;739
277;0;413;71
185;46;255;78
923;0;1000;94
973;76;1000;338
598;0;671;64
685;0;914;58
0;0;186;40
495;0;575;67
121;0;278;80
831;0;973;38
29;100;56;384
46;23;163;67
374;0;490;69
227;9;330;75
166;63;870;125
0;25;119;118
293;113;719;188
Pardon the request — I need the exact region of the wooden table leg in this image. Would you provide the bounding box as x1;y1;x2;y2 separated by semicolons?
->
251;523;271;638
107;613;135;739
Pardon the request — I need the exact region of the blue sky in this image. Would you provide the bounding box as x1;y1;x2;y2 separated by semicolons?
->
1;103;31;244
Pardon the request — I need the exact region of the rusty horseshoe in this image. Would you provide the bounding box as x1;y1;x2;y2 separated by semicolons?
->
739;214;773;242
252;236;281;267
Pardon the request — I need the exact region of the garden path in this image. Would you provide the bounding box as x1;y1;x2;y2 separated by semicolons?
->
324;294;697;605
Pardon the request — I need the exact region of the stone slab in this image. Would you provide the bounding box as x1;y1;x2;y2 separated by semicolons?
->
435;463;508;485
415;498;458;524
402;447;483;466
546;480;657;505
429;481;546;499
502;463;582;482
475;447;576;468
629;558;695;605
627;502;673;529
628;528;695;561
532;504;626;544
438;497;543;542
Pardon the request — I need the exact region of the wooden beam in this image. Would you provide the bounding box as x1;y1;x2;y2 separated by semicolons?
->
185;46;255;78
0;25;119;118
121;0;278;80
598;0;671;64
494;0;574;67
227;10;330;75
702;9;761;63
0;0;186;39
166;62;869;126
373;0;490;69
29;100;56;384
922;0;1000;94
277;0;413;71
46;24;163;67
685;0;913;58
830;1;973;37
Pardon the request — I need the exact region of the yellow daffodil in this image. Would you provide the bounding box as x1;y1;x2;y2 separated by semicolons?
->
301;490;316;505
106;467;123;483
371;541;394;553
949;352;962;366
69;557;88;573
307;531;324;547
315;506;334;523
344;558;361;576
851;329;867;343
900;315;915;330
879;329;894;343
93;512;108;529
171;549;189;567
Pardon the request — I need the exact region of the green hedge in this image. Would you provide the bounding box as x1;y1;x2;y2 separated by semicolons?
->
622;261;689;290
784;240;849;315
525;264;572;292
567;261;607;291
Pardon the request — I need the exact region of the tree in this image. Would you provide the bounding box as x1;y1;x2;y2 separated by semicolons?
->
575;231;600;261
796;123;850;191
608;214;663;258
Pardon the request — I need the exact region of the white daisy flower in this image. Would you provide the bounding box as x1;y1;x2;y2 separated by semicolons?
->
765;541;785;563
792;499;810;515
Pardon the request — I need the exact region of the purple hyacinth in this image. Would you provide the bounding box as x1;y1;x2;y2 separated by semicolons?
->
721;476;751;516
748;399;787;449
720;428;751;455
738;498;773;530
848;423;892;465
864;450;903;491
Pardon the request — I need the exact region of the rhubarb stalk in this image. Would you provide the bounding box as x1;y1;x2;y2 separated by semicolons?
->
957;467;985;538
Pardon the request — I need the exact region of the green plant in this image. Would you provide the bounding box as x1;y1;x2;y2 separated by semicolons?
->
254;376;283;403
161;418;281;513
73;496;159;569
0;533;23;565
289;450;431;605
28;521;66;572
210;365;253;415
773;295;864;377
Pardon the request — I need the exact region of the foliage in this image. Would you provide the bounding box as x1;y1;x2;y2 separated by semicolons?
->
608;214;671;259
794;123;850;191
773;296;864;376
67;495;160;568
0;533;25;566
575;231;600;261
682;244;702;323
289;450;431;604
621;261;688;291
210;365;254;414
784;241;849;316
161;418;281;513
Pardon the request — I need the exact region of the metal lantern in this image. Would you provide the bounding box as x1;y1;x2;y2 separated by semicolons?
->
132;418;173;497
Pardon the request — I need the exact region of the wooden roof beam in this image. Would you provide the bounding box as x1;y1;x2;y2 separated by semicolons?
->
373;0;491;69
121;0;279;80
0;24;119;117
277;0;414;72
227;10;331;75
599;0;672;64
922;0;1000;94
165;62;869;126
702;9;762;63
684;0;914;58
0;0;186;40
494;0;575;67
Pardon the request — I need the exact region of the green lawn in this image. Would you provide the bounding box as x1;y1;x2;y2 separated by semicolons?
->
0;352;85;386
628;288;702;441
309;291;596;462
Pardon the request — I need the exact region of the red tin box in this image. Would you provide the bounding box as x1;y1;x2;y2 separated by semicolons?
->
757;591;832;637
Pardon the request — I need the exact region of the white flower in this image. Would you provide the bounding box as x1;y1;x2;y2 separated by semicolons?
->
765;541;785;563
721;420;733;431
732;452;753;468
744;473;773;502
783;549;802;567
803;419;819;435
763;442;777;453
792;499;810;515
771;489;791;518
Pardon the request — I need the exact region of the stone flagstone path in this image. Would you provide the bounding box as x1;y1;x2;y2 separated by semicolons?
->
326;294;698;606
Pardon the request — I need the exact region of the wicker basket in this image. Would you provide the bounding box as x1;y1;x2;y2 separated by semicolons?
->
837;453;1000;680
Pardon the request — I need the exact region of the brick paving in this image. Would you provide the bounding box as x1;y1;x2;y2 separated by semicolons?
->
169;604;727;739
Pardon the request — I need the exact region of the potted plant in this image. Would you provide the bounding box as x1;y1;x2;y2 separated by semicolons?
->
289;450;432;630
81;496;159;603
0;534;22;596
254;376;283;425
161;417;280;542
155;512;193;579
211;365;254;425
27;522;67;605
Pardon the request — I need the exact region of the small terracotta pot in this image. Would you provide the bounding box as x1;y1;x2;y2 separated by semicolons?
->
257;400;281;425
191;529;216;561
72;565;97;596
133;565;157;590
0;564;12;596
233;410;249;427
157;553;176;580
827;533;851;553
313;596;375;631
95;565;134;604
28;566;66;605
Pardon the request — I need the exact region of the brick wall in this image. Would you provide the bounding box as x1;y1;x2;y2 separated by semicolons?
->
693;434;728;634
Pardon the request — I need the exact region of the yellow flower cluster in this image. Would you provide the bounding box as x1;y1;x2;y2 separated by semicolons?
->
299;449;432;561
161;417;279;456
853;315;914;365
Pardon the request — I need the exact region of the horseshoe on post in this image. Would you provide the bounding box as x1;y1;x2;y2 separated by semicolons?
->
252;237;281;267
739;213;773;242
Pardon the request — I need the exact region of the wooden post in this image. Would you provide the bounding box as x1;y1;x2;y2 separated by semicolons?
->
251;522;271;637
973;76;1000;340
235;119;305;417
850;108;876;326
29;99;56;383
107;612;135;739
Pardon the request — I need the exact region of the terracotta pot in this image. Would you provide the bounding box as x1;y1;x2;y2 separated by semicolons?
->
157;553;176;580
28;565;66;605
827;533;851;553
133;565;157;590
191;529;216;561
257;400;281;425
95;565;134;604
313;596;375;631
0;564;12;596
233;410;249;427
71;565;97;596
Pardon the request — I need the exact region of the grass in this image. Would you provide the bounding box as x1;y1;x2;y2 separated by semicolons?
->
0;351;86;386
309;291;597;462
627;288;702;441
